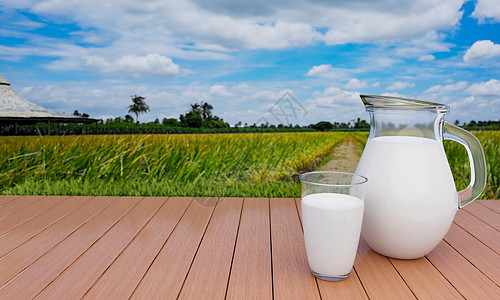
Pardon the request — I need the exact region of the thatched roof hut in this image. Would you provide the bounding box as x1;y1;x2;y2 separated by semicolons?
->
0;74;98;124
0;74;99;135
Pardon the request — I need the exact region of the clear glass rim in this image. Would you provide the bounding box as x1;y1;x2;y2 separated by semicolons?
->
360;94;449;113
299;171;368;187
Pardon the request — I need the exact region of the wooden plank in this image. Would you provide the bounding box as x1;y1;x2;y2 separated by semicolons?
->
316;270;369;300
0;195;20;206
84;197;192;299
0;196;496;298
453;209;500;253
354;238;416;299
427;240;500;299
0;196;110;287
0;196;90;258
0;196;140;299
462;201;499;231
294;197;368;299
389;257;463;299
130;197;217;299
179;197;243;299
0;196;66;235
270;198;320;300
36;197;166;299
226;198;273;300
478;200;500;213
0;195;40;219
295;197;302;220
444;223;500;286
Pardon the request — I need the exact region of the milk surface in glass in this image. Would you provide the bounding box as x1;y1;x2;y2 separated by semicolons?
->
301;193;364;276
355;136;458;259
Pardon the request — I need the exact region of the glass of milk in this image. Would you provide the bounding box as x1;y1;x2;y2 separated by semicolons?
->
300;171;367;281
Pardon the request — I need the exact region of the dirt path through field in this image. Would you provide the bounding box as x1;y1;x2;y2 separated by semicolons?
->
318;135;364;173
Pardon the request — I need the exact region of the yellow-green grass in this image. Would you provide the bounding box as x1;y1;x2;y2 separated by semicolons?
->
444;131;499;199
1;131;498;198
1;132;347;197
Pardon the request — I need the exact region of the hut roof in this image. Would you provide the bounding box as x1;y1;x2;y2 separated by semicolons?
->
0;74;98;123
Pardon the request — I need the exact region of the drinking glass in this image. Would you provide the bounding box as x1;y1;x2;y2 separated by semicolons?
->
300;171;368;281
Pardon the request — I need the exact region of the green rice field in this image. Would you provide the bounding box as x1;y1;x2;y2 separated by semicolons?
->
0;132;346;197
444;131;499;199
1;131;498;198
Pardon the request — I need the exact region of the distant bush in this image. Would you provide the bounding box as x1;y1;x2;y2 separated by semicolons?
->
0;122;316;136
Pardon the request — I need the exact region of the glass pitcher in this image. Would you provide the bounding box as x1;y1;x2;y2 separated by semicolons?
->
355;95;487;259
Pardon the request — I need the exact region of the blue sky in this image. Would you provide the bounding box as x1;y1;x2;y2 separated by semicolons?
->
1;0;499;126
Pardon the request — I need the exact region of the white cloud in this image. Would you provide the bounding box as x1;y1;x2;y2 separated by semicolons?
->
418;54;435;61
0;0;472;87
424;81;468;95
322;1;463;45
210;84;233;97
371;56;398;68
309;87;359;107
305;64;350;79
85;53;180;77
463;40;500;63
394;31;451;60
345;78;368;90
387;81;415;90
306;64;333;76
251;89;293;104
420;79;500;122
305;87;364;123
2;0;497;124
471;0;500;23
466;79;500;96
6;0;467;54
446;94;500;122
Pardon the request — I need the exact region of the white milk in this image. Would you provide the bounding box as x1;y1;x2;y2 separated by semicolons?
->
301;193;364;277
355;136;458;259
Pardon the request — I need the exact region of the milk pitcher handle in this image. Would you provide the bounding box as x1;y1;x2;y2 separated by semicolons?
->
443;122;487;208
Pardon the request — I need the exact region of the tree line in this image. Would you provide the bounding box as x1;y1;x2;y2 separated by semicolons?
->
96;95;500;131
1;95;498;136
104;95;373;131
105;96;230;129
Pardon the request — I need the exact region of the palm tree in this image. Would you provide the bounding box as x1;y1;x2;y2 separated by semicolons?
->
201;102;213;120
190;103;202;117
128;95;150;124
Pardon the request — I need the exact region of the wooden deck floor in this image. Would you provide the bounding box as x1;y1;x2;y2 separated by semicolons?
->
0;196;498;299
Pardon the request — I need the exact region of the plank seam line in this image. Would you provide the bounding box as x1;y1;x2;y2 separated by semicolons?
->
0;195;46;221
476;200;500;213
176;197;219;299
442;238;499;287
453;216;500;255
293;197;322;299
352;267;370;300
33;196;144;298
0;195;89;260
424;255;466;299
0;196;65;236
387;258;418;299
223;197;244;300
292;198;302;230
0;195;22;207
461;208;499;232
268;198;274;300
81;197;169;299
129;197;194;298
0;195;105;289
